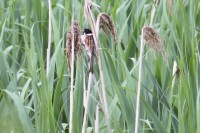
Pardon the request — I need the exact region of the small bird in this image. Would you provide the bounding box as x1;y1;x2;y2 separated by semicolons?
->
81;29;96;73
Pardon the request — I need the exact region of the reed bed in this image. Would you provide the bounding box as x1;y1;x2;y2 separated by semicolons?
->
0;0;199;133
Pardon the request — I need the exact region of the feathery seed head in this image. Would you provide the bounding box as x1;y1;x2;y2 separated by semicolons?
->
97;13;118;44
66;20;81;66
142;26;164;52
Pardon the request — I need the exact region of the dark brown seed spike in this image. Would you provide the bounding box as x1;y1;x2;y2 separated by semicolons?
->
66;20;81;68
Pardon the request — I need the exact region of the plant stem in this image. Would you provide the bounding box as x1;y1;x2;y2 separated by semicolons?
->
46;0;52;75
69;20;75;133
84;0;111;132
150;0;158;26
82;72;93;133
95;105;99;133
134;27;144;133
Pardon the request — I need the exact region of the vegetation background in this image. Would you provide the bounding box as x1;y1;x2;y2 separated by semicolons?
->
0;0;200;132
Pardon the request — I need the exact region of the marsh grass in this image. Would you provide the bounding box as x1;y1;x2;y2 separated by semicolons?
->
0;0;199;133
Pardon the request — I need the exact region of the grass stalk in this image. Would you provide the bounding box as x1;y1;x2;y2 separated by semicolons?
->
82;72;93;133
134;27;144;133
46;0;52;75
168;61;178;132
84;0;111;132
95;105;99;133
150;0;158;26
69;19;75;133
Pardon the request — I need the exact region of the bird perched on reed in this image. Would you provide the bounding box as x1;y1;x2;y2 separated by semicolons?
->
81;28;96;73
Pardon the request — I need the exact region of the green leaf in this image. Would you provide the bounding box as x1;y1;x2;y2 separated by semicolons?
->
3;90;34;133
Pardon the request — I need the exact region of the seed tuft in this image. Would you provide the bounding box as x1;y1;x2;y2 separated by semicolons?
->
66;20;81;67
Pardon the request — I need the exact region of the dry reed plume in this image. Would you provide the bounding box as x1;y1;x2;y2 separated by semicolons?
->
97;13;118;44
143;26;163;51
142;26;168;66
66;20;81;68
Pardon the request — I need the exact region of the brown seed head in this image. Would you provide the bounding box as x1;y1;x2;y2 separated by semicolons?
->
142;26;164;52
142;26;168;66
97;13;118;44
66;20;81;66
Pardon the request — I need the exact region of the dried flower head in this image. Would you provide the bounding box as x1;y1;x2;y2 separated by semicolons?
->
97;13;118;44
142;26;163;51
142;26;168;66
66;20;81;67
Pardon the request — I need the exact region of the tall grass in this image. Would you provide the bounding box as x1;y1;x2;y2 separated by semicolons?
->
0;0;200;132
